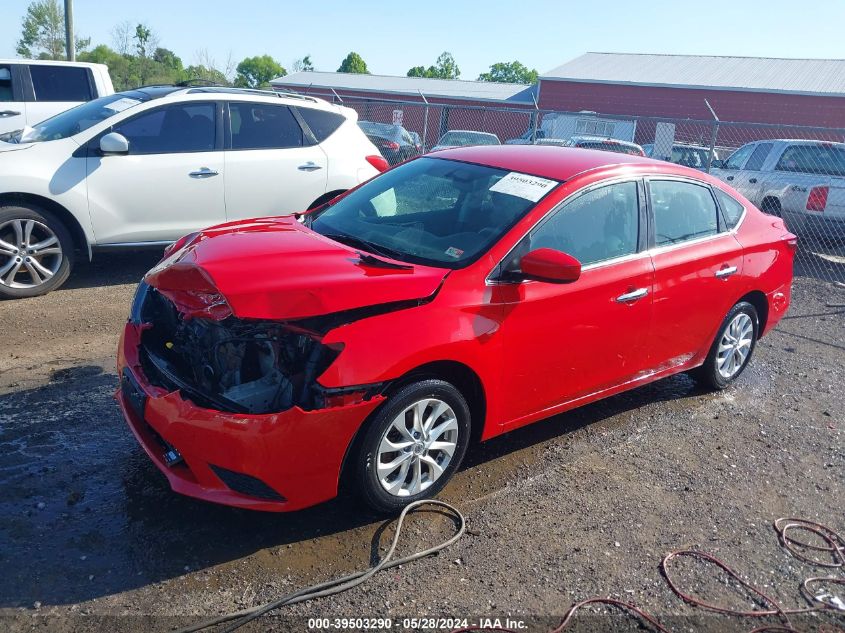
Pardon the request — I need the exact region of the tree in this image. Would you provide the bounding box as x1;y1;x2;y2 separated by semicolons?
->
406;52;460;79
78;44;135;90
337;52;368;74
235;55;285;88
16;0;88;60
111;20;133;56
153;47;183;73
185;65;228;86
478;61;538;84
134;24;154;59
292;55;314;73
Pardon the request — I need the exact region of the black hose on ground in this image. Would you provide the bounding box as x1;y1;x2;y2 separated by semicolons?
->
174;500;465;633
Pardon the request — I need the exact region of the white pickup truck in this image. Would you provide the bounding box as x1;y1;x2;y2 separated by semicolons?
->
711;139;845;239
0;59;114;135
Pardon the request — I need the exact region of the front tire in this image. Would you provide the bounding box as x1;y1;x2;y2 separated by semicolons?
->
691;301;759;390
0;205;74;299
354;379;471;514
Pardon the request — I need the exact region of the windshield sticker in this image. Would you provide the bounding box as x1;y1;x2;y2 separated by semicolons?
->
444;246;464;259
489;172;558;202
103;97;142;113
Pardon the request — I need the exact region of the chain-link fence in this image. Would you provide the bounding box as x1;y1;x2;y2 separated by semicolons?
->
323;94;845;287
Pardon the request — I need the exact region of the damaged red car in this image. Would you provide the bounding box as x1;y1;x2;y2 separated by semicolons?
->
117;146;795;513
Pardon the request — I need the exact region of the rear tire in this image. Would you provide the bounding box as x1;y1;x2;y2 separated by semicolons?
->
354;379;471;514
0;205;74;299
690;301;759;390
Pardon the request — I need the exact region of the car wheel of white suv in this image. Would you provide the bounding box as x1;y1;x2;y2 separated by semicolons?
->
0;205;74;299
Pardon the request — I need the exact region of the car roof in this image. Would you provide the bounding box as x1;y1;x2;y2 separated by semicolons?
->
432;145;672;180
0;58;106;70
116;85;341;113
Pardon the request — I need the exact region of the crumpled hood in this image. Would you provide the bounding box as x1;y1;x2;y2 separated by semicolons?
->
144;216;449;322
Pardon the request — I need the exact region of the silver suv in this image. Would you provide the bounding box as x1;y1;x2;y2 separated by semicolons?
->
711;139;845;238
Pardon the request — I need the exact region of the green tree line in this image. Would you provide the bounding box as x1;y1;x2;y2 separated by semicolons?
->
16;1;540;90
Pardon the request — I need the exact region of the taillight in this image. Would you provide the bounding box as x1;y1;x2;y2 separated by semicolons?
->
381;140;400;150
366;155;389;172
806;186;828;212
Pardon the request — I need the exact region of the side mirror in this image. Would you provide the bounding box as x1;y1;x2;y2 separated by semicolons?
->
100;132;129;155
518;248;581;283
710;159;724;169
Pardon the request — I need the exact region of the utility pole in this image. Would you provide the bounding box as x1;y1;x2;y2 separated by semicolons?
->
64;0;75;61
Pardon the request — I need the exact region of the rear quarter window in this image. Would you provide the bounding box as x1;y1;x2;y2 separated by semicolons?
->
295;106;345;142
775;144;845;177
714;189;745;230
30;65;93;102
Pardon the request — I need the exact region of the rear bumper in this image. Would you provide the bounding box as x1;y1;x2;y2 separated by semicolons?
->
117;324;383;512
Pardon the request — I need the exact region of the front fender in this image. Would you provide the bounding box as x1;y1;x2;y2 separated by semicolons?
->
318;298;506;431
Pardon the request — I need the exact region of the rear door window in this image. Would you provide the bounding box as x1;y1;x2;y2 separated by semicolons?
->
230;103;303;150
650;180;719;246
30;65;93;102
743;143;773;171
294;106;344;142
775;144;845;177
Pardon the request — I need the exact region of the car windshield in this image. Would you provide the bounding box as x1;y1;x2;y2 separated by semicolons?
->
310;157;558;268
438;131;499;147
17;92;149;143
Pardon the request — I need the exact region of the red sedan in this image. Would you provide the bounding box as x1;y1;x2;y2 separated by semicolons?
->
117;146;795;513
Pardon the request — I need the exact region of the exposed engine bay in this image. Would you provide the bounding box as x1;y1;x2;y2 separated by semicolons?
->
134;284;340;414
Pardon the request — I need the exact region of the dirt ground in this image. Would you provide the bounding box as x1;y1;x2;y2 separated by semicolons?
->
0;252;843;633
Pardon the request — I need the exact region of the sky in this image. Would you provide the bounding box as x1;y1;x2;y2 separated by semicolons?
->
4;0;845;80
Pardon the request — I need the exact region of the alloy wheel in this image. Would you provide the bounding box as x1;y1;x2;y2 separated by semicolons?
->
0;219;63;289
376;398;459;497
716;312;754;379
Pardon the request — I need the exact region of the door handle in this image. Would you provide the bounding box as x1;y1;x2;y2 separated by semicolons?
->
189;167;219;178
298;162;323;172
715;265;738;279
749;178;758;184
615;288;649;303
726;175;735;181
0;110;21;117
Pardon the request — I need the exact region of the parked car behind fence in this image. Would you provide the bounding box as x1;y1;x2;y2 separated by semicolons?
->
431;130;500;152
539;135;645;156
358;120;420;165
710;139;845;241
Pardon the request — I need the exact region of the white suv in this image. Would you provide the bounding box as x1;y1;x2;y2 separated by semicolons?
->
0;86;385;298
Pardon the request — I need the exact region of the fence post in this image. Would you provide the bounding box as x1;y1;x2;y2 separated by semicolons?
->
704;99;720;173
530;92;540;143
419;90;429;152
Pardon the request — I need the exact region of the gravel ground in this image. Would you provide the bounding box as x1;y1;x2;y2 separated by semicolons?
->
0;253;843;633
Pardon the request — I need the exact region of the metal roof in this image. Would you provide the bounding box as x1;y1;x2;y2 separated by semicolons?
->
541;52;845;97
270;71;536;104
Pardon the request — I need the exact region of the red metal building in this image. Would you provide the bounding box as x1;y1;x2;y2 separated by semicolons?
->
271;71;536;147
537;53;845;128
